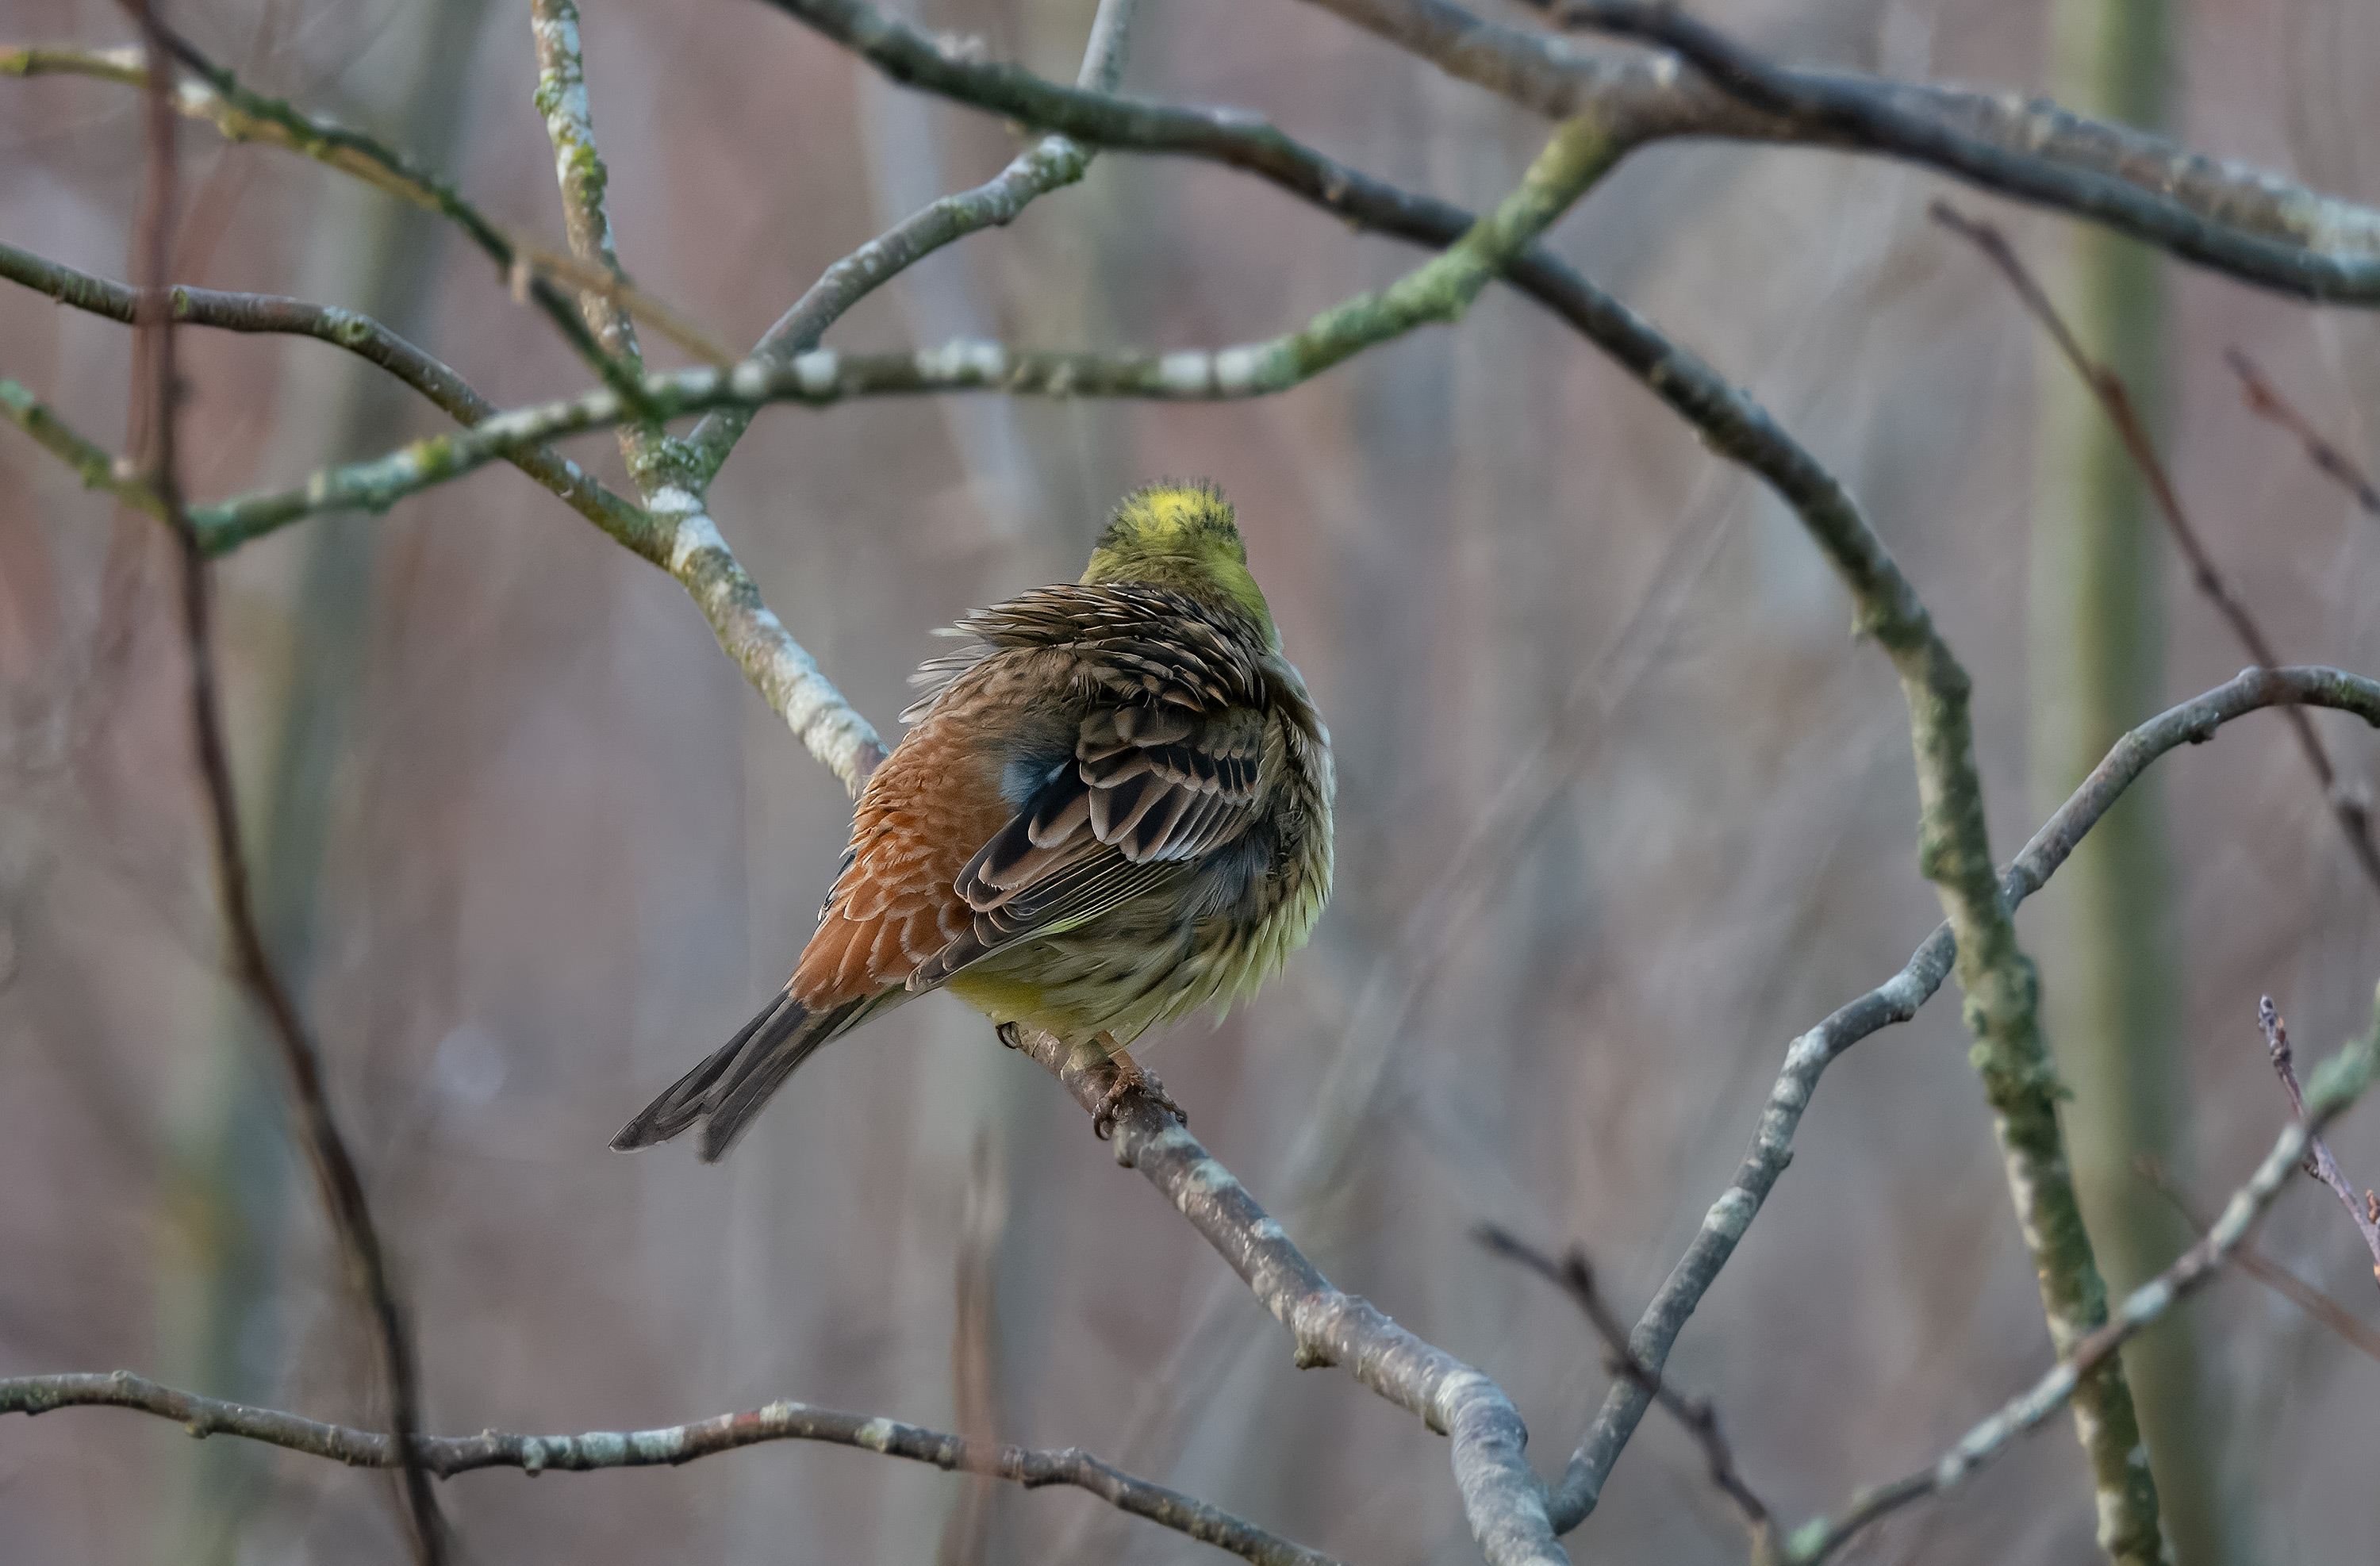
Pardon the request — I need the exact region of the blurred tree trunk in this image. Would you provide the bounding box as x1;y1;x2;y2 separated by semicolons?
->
2030;3;2232;1561
152;6;493;1559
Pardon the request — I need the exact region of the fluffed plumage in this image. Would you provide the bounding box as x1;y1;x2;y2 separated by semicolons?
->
612;482;1334;1161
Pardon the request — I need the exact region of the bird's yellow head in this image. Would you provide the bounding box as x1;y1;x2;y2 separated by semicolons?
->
1081;482;1277;647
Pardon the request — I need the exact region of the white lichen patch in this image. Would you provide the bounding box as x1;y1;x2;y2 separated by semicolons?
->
630;1426;687;1461
1212;345;1267;396
794;350;840;398
916;338;1007;384
729;359;770;401
1702;1187;1757;1240
1180;1159;1243;1199
1157;351;1215;394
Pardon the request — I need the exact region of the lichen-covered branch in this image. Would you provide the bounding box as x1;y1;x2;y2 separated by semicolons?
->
765;0;1692;382
0;40;727;378
1001;1028;1568;1566
1677;311;2159;1564
0;1372;1336;1566
685;0;1142;480
0;240;647;540
1301;0;2380;297
1931;199;2380;895
0;378;169;521
1541;0;2377;300
185;86;1626;549
1549;663;2380;1529
1782;1007;2380;1564
525;0;885;796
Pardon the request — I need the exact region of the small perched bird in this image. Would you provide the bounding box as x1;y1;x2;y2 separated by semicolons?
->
613;482;1334;1161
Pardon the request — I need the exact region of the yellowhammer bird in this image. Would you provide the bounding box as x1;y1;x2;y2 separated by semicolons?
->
612;481;1334;1161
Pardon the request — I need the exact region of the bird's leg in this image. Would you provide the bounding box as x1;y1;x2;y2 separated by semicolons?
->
1088;1042;1188;1140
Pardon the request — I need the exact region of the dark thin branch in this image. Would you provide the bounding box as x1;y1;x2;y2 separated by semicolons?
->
1550;663;2380;1530
2136;1156;2380;1362
2259;997;2380;1286
118;11;443;1561
1528;0;2380;301
1932;199;2380;896
1474;1226;1773;1551
0;1372;1338;1566
1786;1015;2380;1565
996;1028;1569;1566
2225;348;2380;518
0;239;650;543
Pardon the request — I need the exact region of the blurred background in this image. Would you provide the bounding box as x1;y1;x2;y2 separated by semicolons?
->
5;0;2380;1561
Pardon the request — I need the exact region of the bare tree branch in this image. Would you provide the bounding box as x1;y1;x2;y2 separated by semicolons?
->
684;0;1142;480
1474;1227;1774;1554
1933;199;2380;895
1549;663;2380;1530
521;0;885;797
997;1026;1569;1566
0;38;730;375
0;1372;1338;1566
117;7;443;1559
1564;181;2170;1566
0;239;647;539
1783;1012;2380;1564
2225;348;2380;519
2259;997;2380;1286
0;378;171;521
703;44;2190;1551
1296;0;2380;299
2136;1156;2380;1363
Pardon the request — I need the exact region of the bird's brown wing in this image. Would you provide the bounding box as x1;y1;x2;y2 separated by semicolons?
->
909;695;1271;990
815;582;1277;993
789;712;1014;1008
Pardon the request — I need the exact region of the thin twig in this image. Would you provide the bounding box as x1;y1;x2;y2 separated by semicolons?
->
1522;0;2380;300
998;1027;1569;1566
2225;347;2380;517
687;0;1144;480
0;1373;1338;1566
0;39;725;382
118;10;443;1561
1784;1016;2380;1564
526;0;888;797
0;239;648;541
1549;663;2380;1530
1932;198;2380;896
2259;997;2380;1286
2135;1156;2380;1361
1473;1226;1774;1553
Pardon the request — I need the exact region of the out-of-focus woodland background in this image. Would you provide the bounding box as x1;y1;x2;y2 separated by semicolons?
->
5;0;2379;1562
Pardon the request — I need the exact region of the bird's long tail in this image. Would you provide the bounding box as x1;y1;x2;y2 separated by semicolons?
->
611;985;896;1161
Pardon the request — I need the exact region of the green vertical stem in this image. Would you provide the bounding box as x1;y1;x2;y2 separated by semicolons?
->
2033;4;2230;1563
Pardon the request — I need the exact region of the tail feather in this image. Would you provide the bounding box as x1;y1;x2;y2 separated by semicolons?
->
610;988;795;1151
612;985;895;1161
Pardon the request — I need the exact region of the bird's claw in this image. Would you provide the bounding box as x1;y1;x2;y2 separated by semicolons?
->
1091;1063;1188;1141
996;1022;1023;1051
